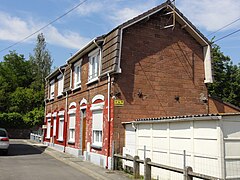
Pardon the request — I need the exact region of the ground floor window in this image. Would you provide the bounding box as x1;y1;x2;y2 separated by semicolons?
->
92;110;103;147
58;116;64;141
68;114;75;143
46;118;51;139
53;117;57;136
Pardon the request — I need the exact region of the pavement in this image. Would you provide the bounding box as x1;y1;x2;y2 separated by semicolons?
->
24;140;131;180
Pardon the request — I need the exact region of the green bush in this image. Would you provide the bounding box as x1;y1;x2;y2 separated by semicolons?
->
0;112;28;128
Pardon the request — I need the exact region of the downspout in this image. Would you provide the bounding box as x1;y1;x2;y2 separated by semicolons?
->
63;91;68;153
106;73;111;169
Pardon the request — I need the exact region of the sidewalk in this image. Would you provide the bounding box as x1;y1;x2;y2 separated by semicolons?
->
25;140;131;180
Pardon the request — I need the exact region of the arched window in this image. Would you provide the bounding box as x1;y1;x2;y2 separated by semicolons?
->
68;102;76;143
91;95;105;148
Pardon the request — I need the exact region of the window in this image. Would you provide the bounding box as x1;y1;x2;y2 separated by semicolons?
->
58;111;64;141
46;118;51;139
74;60;82;89
88;49;100;83
92;110;103;147
68;114;76;143
53;117;57;136
49;80;55;100
57;74;64;96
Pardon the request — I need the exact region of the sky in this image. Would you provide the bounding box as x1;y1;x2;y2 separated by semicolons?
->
0;0;240;68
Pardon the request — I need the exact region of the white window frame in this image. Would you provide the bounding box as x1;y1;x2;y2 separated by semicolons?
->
91;105;104;148
88;48;100;83
73;60;82;89
46;118;51;139
52;113;57;137
57;74;64;97
68;108;76;143
49;80;55;100
57;111;65;141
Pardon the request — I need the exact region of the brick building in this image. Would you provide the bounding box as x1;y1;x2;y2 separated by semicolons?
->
43;1;215;168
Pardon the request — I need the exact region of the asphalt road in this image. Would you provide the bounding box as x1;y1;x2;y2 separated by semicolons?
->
0;140;94;180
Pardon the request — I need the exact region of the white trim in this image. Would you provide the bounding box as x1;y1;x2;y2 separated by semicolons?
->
80;105;87;110
92;94;104;103
58;110;65;116
68;108;76;114
46;113;51;118
90;103;104;111
80;98;88;106
72;85;82;91
69;102;77;108
52;112;57;117
203;45;213;83
86;77;98;85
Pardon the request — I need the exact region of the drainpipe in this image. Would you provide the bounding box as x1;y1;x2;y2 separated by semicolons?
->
63;91;69;153
106;73;111;169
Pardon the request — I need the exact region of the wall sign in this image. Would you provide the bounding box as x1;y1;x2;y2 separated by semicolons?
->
114;99;124;106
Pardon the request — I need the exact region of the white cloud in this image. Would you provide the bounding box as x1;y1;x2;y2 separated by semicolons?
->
43;26;90;49
76;1;103;16
177;0;240;32
107;0;160;26
0;11;36;42
0;11;90;50
110;8;142;25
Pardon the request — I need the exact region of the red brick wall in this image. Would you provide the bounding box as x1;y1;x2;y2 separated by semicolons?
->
44;54;113;156
113;12;208;153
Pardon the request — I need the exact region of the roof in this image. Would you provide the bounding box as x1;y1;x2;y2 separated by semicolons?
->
122;113;240;124
45;64;67;80
106;0;210;46
67;0;211;66
209;95;240;112
66;35;105;65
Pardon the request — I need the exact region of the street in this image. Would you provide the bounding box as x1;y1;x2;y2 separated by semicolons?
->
0;139;94;180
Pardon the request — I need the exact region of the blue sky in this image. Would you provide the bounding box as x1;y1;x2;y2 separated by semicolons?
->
0;0;239;68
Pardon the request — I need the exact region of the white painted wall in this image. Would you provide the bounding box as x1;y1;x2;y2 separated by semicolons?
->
124;115;240;179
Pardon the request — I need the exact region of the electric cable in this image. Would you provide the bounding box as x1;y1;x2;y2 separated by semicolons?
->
0;0;89;53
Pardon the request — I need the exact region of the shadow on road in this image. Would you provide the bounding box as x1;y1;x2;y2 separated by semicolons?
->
0;143;47;156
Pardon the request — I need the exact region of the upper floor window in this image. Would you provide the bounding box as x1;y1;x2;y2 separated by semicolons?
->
74;60;82;89
57;74;64;97
49;80;55;100
88;48;100;83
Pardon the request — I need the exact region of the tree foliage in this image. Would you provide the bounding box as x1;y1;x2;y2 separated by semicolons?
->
208;44;240;107
0;33;52;129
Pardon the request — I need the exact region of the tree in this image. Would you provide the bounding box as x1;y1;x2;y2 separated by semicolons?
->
0;33;52;128
30;33;52;87
208;44;240;107
0;51;32;112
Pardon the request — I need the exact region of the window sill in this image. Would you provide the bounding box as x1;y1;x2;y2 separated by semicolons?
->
57;94;63;98
68;140;75;144
86;78;98;85
45;137;50;140
49;98;54;101
57;139;64;142
91;144;102;150
72;86;81;92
